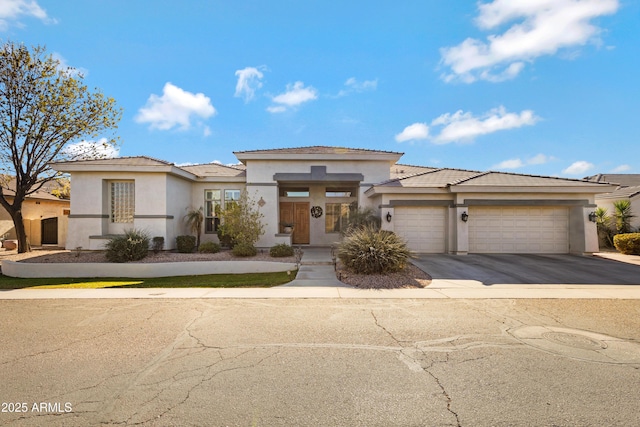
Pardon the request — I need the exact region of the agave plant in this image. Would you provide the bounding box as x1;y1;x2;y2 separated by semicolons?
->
613;200;635;234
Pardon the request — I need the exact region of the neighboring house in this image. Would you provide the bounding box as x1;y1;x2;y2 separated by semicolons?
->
586;174;640;230
0;179;70;247
51;146;614;254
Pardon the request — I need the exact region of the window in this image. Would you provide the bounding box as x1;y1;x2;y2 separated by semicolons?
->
325;203;353;233
279;187;310;197
225;189;241;204
204;190;221;233
326;187;356;198
110;181;134;223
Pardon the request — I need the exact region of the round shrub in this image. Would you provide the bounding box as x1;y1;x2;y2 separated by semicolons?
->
105;229;150;263
152;236;164;254
270;243;294;257
198;241;221;254
613;233;640;255
338;225;411;274
176;235;196;253
232;242;257;257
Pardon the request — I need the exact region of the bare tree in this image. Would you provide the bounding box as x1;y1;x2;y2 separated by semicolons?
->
0;41;121;252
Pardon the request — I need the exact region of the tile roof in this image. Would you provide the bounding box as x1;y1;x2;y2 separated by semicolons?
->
389;164;438;179
234;145;403;156
455;171;598;186
179;163;246;178
52;156;174;167
376;168;611;189
377;168;482;187
584;174;640;187
1;177;68;201
597;185;640;199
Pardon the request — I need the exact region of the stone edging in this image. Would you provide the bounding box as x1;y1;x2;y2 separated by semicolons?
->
2;260;297;279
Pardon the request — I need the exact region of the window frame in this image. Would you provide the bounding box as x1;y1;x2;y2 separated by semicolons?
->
204;190;221;234
110;181;135;224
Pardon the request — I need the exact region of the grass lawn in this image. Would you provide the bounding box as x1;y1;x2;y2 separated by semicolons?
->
0;270;297;290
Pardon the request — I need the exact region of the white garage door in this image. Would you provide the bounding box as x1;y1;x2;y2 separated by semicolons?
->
394;207;446;253
469;206;569;253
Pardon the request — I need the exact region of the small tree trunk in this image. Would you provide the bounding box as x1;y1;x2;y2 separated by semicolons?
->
10;207;30;253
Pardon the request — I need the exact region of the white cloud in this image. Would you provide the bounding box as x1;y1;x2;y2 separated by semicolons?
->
234;66;265;102
430;106;539;143
562;160;595;175
266;105;287;114
136;82;216;130
0;0;54;30
440;0;619;83
267;81;317;113
611;164;631;173
528;153;552;165
395;123;429;143
492;158;525;170
337;77;378;97
51;52;88;77
203;126;212;137
491;153;554;170
63;138;119;160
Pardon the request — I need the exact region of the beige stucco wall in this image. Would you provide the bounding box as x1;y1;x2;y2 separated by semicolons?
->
373;190;599;255
595;195;640;231
0;198;69;247
242;159;391;248
67;171;191;250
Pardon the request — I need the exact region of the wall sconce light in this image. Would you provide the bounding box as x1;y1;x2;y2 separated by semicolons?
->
588;211;597;223
386;212;392;222
461;211;469;222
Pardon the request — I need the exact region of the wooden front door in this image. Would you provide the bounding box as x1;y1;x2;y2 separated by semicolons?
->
280;202;310;244
41;217;58;245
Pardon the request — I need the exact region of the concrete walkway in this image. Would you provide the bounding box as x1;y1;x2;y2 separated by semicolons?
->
279;246;350;288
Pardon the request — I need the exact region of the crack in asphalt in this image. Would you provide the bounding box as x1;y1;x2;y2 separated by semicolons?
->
422;353;462;427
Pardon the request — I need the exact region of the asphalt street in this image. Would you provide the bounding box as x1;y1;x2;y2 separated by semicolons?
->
1;298;639;426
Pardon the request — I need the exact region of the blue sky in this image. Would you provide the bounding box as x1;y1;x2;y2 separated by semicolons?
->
2;0;638;177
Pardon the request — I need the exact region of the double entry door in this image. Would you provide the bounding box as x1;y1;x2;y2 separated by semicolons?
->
279;202;310;245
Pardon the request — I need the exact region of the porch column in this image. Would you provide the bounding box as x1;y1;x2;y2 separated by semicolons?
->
451;205;469;255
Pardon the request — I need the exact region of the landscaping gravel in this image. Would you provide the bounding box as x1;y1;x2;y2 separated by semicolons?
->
0;248;296;264
0;248;431;288
337;261;431;289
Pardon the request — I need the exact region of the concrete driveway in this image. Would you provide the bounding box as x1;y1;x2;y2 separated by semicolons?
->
412;253;640;285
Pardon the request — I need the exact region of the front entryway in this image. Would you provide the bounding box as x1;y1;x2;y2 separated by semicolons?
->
41;217;58;245
280;202;310;244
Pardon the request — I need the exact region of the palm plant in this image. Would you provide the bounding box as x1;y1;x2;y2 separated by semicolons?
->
613;200;635;234
184;207;204;249
594;207;614;248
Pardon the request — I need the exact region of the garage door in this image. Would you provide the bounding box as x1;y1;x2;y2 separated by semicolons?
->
469;206;569;253
394;207;446;253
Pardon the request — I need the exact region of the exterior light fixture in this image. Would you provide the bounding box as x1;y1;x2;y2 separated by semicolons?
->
461;211;469;222
588;211;597;223
386;212;392;222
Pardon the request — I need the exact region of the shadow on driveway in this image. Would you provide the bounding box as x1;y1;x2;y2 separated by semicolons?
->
412;254;640;286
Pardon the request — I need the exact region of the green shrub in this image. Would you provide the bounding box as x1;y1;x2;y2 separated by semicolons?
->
176;235;196;253
216;224;236;248
198;241;221;254
105;229;150;263
613;233;640;255
270;243;294;257
338;225;411;274
232;242;257;257
152;236;164;254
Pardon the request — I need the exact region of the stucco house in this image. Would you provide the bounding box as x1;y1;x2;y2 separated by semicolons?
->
586;174;640;230
51;146;614;254
0;179;70;247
